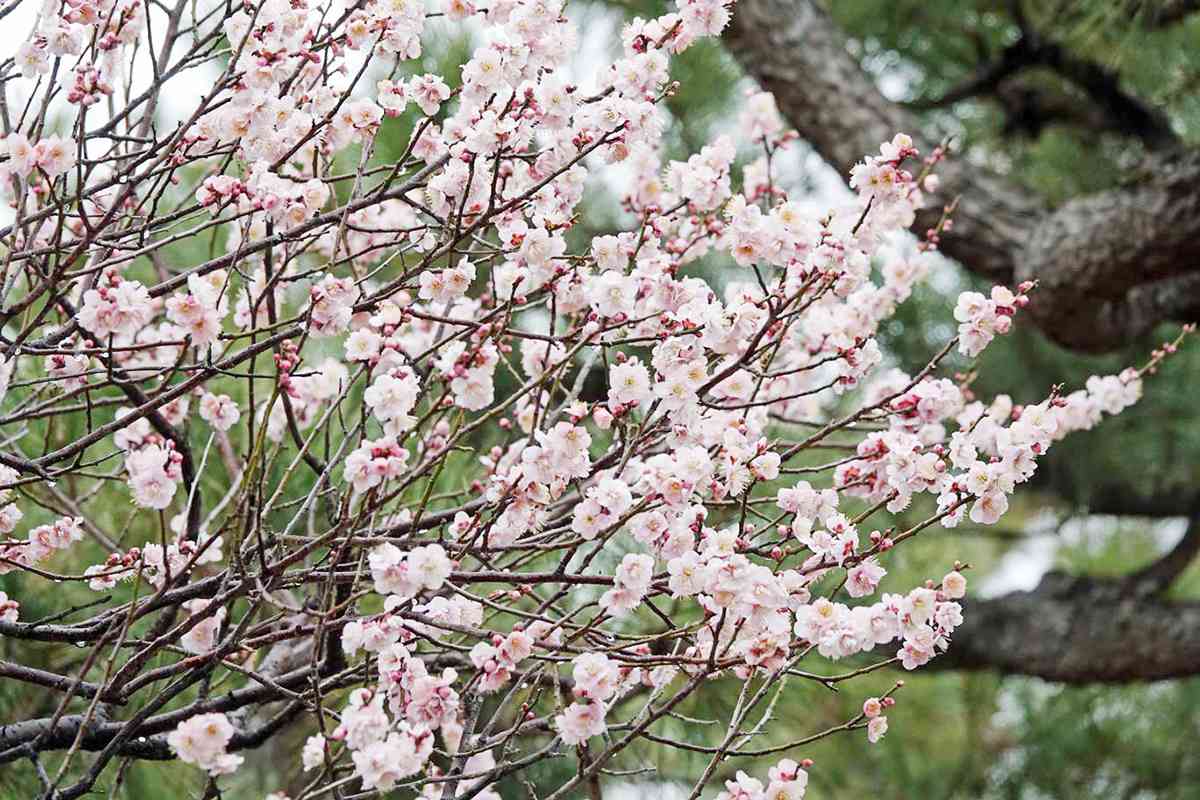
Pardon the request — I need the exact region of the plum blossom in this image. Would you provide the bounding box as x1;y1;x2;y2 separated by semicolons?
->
125;444;183;510
167;713;244;775
77;277;154;340
199;393;241;431
867;715;889;743
180;599;226;654
369;543;451;599
302;734;326;770
0;591;19;623
555;699;607;745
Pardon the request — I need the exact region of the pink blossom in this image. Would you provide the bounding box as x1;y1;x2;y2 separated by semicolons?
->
167;713;243;775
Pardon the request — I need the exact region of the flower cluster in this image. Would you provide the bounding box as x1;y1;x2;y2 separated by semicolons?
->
165;272;231;348
0;591;18;623
328;689;436;791
0;466;25;537
0;133;77;181
556;653;628;744
0;516;84;574
167;713;243;776
954;284;1029;358
716;759;811;800
368;542;453;600
76;273;155;341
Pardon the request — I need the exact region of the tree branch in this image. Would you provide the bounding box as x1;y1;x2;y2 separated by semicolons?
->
1126;511;1200;594
724;0;1200;352
933;570;1200;682
912;30;1177;149
1135;0;1200;27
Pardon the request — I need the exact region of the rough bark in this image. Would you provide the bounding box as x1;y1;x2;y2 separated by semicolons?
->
724;0;1200;352
928;511;1200;682
933;570;1200;683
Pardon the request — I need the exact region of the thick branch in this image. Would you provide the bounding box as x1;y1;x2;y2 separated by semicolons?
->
1136;0;1200;27
933;570;1200;682
1028;465;1200;518
910;33;1178;149
982;79;1176;145
1126;512;1200;593
926;495;1200;683
724;0;1200;352
1034;39;1177;148
0;661;323;764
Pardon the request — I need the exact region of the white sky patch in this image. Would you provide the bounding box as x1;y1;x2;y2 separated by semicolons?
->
981;513;1190;597
610;781;691;800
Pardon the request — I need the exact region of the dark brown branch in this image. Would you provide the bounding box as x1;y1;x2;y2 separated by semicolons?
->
0;661;324;765
1126;511;1200;594
910;31;1178;149
932;570;1200;682
1135;0;1200;27
1028;468;1200;518
0;661;101;698
919;492;1200;682
1033;38;1178;148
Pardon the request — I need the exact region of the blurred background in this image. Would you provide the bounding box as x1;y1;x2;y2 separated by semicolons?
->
4;0;1200;798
